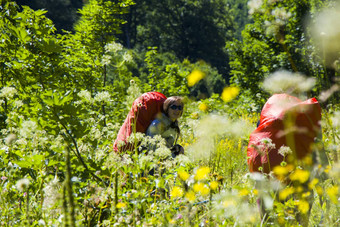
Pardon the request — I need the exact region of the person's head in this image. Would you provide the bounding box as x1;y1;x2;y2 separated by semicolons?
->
163;96;184;122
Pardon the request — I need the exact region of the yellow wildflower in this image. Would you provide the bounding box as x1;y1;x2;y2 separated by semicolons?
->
316;186;323;196
308;178;319;189
194;166;210;181
273;165;289;176
210;181;218;190
170;186;183;198
188;70;205;87
302;191;311;198
178;171;190;181
193;182;210;195
185;191;196;203
253;189;258;196
279;187;295;200
297;200;310;214
239;188;250;196
326;185;339;204
116;202;127;209
221;86;240;102
198;103;209;112
324;165;331;173
289;169;310;183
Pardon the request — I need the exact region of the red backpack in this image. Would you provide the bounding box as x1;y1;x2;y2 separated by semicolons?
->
113;92;167;152
247;94;321;173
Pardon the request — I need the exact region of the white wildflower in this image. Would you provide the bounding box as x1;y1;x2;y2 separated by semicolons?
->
331;111;340;127
248;0;263;15
278;145;292;156
5;133;16;145
78;90;92;102
16;178;30;192
19;120;38;138
262;70;316;95
105;42;123;53
101;54;112;65
43;177;60;209
272;7;292;21
0;87;17;99
14;100;24;108
94;91;110;103
122;52;133;63
154;146;172;159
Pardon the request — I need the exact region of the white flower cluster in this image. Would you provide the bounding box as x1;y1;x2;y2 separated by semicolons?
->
101;54;112;65
105;42;123;53
0;87;17;99
262;70;316;95
94;91;111;103
248;0;263;15
16;178;30;192
43;177;61;209
278;145;292;157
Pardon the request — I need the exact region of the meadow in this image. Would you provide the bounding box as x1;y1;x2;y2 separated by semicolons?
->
1;0;340;226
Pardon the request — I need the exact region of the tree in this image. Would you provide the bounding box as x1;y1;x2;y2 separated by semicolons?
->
119;0;234;78
227;0;336;105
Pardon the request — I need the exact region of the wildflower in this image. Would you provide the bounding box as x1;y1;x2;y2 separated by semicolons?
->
185;191;196;203
198;103;209;112
239;188;250;196
326;185;339;204
1;176;7;181
297;200;310;214
5;134;16;145
101;54;112;65
178;171;190;181
315;186;323;196
94;91;110;103
221;86;239;102
279;186;294;200
78;90;92;102
16;178;30;192
210;181;218;190
122;52;133;63
187;70;205;87
308;178;319;189
262;70;315;94
222;199;236;208
105;42;123;53
273;165;289;177
248;0;263;15
193;182;210;195
278;146;292;157
116;202;127;209
289;169;310;183
194;167;210;180
176;214;183;219
43;177;60;209
0;87;17;99
171;186;183;198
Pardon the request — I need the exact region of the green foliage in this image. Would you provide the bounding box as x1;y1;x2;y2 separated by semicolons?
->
227;0;335;106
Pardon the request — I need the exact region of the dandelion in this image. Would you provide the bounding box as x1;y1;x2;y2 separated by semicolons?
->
326;185;339;204
239;188;250;196
16;178;30;192
193;182;210;195
297;200;310;214
221;86;239;102
187;70;205;87
198;103;208;112
178;171;190;181
262;70;315;95
273;165;289;176
116;202;127;209
171;186;183;198
289;169;310;183
194;166;210;181
279;186;295;200
210;181;218;190
185;191;196;203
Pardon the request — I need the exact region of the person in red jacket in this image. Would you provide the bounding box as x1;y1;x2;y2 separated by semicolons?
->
146;96;185;157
